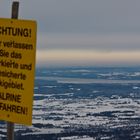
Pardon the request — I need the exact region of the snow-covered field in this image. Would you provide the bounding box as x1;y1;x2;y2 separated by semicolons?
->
1;67;140;139
33;96;140;128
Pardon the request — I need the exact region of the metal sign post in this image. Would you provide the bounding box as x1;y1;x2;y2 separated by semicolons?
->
11;1;19;19
7;122;14;140
7;2;19;140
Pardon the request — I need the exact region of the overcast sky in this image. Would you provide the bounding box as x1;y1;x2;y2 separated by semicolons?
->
1;0;140;67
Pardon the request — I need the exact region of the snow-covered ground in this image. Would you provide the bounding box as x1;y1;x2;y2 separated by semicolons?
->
31;96;140;132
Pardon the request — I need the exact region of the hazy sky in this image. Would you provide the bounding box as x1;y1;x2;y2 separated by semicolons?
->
1;0;140;67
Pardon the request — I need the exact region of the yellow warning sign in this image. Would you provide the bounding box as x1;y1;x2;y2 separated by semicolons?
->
0;18;37;125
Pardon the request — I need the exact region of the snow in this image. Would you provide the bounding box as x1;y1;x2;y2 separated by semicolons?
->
36;76;140;84
60;135;95;140
32;95;140;130
21;128;63;136
2;91;140;137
